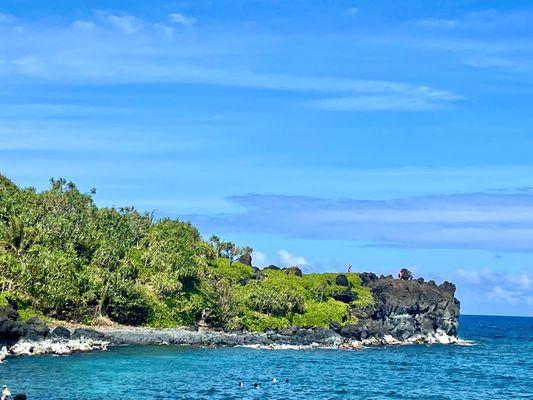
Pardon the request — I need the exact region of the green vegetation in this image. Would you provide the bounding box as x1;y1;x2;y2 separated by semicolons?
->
0;175;373;331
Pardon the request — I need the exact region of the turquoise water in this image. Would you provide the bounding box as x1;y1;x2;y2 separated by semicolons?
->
1;315;531;399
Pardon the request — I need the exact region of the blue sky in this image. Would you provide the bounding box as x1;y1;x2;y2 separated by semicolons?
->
1;0;533;316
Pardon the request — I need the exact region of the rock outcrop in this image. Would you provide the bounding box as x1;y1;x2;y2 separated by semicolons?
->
0;304;109;361
341;274;460;343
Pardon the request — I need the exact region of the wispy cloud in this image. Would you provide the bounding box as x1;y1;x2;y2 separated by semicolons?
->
73;20;96;30
0;12;15;24
169;13;197;27
456;268;532;306
307;93;460;112
186;192;533;252
0;10;461;112
407;9;533;74
96;11;144;34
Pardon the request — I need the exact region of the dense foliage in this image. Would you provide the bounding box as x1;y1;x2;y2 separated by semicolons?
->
0;175;373;331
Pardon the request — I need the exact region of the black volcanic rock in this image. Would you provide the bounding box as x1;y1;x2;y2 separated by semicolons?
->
20;317;49;340
238;253;252;266
71;328;105;340
350;274;460;340
0;304;21;344
333;289;358;304
335;274;349;287
51;326;71;339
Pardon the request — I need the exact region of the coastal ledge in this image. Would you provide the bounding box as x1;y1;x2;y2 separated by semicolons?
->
0;274;460;359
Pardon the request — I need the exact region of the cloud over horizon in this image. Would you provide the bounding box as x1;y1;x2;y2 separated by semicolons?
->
186;191;533;252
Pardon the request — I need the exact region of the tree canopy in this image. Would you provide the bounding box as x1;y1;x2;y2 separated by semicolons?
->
0;175;372;331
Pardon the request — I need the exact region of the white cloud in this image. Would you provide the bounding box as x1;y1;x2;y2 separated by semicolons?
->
456;268;532;307
73;20;96;30
169;13;196;27
251;251;266;267
95;11;143;34
487;286;521;304
14;25;24;33
348;8;358;16
278;249;308;266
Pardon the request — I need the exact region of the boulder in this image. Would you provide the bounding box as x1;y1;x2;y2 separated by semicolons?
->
0;304;21;342
20;317;49;340
51;326;71;339
333;289;358;303
71;328;105;340
335;274;349;287
238;253;252;266
13;395;27;400
358;272;378;286
284;266;303;277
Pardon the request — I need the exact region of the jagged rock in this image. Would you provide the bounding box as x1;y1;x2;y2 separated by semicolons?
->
350;273;460;341
359;272;378;286
51;326;71;339
335;274;349;287
238;253;252;266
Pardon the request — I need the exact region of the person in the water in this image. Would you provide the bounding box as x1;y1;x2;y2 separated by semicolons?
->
1;384;11;400
239;382;244;387
284;379;289;383
253;383;260;389
272;378;278;383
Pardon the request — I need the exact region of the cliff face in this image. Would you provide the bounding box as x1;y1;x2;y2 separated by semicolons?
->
341;273;460;343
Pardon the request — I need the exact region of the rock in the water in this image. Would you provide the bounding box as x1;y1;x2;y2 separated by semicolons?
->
238;253;252;266
350;274;460;342
335;274;349;287
13;394;27;400
51;326;71;339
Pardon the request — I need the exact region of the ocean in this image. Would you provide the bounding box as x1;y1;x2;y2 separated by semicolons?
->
1;315;531;399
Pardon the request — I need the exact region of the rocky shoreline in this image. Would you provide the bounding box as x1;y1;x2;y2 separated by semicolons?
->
1;274;461;360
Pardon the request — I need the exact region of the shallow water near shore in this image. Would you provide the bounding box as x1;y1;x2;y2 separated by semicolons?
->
1;315;531;399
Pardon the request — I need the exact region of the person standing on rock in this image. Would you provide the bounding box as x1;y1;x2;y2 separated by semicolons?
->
1;384;11;400
347;264;352;273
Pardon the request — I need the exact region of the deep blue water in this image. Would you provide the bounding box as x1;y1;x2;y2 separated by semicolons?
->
0;315;531;399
